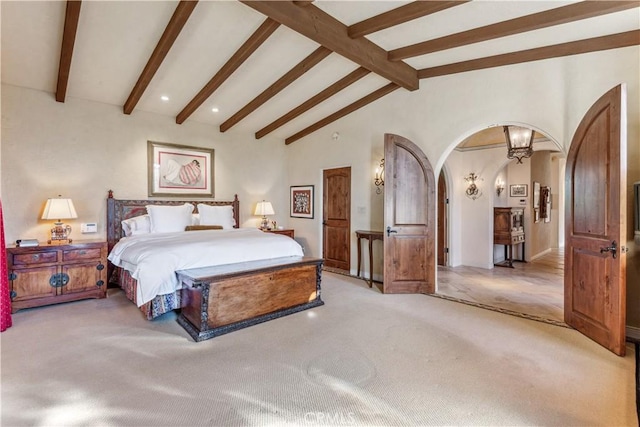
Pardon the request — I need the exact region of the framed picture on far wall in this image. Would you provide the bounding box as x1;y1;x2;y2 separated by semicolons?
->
509;184;528;197
290;185;314;219
148;141;214;197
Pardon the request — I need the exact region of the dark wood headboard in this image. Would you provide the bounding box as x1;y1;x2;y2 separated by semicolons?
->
106;190;240;279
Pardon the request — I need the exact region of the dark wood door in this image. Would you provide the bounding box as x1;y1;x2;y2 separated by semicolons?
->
323;167;351;271
565;84;627;356
437;170;448;266
383;134;435;294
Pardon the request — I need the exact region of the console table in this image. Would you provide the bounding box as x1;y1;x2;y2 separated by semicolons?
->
355;230;383;287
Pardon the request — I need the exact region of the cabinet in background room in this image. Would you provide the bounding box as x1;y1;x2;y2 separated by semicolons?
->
493;207;525;268
6;241;108;313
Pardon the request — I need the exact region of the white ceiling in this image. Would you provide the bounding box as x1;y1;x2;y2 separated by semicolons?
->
2;1;639;143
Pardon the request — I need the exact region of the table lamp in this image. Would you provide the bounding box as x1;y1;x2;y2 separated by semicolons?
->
42;196;77;244
254;200;274;230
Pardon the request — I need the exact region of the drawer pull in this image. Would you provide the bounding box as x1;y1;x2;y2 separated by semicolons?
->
96;263;105;271
32;254;40;261
96;280;104;287
10;290;17;300
79;250;86;255
8;272;17;281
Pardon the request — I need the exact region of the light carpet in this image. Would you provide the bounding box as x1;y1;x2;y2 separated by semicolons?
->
1;272;636;426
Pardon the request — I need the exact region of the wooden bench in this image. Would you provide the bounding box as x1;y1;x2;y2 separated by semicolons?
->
177;256;324;341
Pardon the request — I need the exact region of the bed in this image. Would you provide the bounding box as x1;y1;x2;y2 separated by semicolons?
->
106;191;324;339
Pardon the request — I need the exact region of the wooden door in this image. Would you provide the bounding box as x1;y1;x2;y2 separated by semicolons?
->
437;170;448;266
383;134;435;294
323;167;351;271
565;84;627;356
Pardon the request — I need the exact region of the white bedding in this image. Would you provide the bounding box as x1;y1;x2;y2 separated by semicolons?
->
108;228;304;306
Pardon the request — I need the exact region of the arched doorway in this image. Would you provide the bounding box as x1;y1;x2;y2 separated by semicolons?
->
435;125;566;324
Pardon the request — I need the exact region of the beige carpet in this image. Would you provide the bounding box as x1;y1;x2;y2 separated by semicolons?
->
1;272;636;426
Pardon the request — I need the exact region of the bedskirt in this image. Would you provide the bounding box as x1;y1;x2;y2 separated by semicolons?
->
117;268;180;320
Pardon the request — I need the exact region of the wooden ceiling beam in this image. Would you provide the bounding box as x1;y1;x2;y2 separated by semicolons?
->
123;1;198;115
285;83;400;145
176;18;280;125
348;1;468;39
418;30;640;79
390;1;640;61
255;67;371;139
56;0;82;103
220;46;332;132
240;0;418;91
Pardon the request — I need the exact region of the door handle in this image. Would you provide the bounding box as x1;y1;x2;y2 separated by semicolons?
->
386;226;397;237
600;240;617;259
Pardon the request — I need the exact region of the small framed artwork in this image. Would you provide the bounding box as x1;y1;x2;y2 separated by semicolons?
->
148;141;214;197
509;184;528;197
290;185;314;219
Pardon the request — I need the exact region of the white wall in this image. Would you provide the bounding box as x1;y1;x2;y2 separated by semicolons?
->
0;84;287;243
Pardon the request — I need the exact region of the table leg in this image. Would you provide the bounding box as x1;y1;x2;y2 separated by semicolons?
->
368;238;374;288
357;237;362;278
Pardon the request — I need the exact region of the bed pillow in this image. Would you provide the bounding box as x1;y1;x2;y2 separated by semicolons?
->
146;203;195;233
121;215;151;237
197;204;235;229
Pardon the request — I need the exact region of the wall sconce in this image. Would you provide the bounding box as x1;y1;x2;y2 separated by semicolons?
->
504;125;535;164
464;173;482;200
42;196;78;244
254;200;274;230
374;158;384;194
496;179;505;196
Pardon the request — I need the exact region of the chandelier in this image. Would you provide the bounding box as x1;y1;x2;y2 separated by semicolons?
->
504;125;535;164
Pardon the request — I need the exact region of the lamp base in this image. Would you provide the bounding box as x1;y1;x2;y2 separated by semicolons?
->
259;217;271;230
50;222;72;244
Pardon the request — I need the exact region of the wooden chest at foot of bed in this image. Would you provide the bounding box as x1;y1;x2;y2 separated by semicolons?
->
177;256;324;341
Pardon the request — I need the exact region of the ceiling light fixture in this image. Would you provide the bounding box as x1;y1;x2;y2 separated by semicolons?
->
211;107;219;113
504;125;535;164
161;95;170;102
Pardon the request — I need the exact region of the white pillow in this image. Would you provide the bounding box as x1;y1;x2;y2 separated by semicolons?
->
121;215;151;237
146;203;195;233
197;204;235;229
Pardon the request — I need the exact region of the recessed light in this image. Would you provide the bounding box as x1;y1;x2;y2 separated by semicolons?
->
161;95;170;102
211;107;219;113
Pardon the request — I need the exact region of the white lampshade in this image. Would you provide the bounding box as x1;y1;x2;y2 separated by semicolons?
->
254;201;274;216
42;198;78;221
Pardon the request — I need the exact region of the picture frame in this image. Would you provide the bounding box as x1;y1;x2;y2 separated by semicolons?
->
533;181;541;208
148;141;214;197
290;185;314;219
509;184;528;197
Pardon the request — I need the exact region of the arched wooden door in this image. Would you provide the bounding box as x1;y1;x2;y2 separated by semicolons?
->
383;134;436;294
565;84;627;356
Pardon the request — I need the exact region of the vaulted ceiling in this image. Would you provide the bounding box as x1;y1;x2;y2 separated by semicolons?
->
2;1;638;145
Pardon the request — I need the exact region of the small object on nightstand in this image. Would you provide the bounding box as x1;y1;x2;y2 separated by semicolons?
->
16;239;39;247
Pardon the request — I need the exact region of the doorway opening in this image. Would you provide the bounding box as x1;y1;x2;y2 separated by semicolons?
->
435;126;566;324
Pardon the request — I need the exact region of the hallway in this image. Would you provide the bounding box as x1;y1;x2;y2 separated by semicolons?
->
436;249;565;325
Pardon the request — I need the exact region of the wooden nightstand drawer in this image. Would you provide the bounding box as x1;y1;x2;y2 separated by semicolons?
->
11;251;58;266
63;248;102;261
264;229;295;238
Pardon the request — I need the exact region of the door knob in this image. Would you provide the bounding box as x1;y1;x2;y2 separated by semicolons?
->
386;226;397;237
600;240;617;259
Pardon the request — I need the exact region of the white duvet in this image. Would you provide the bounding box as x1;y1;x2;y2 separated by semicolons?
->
108;228;304;306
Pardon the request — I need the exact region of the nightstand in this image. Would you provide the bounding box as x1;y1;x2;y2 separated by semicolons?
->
264;229;295;239
6;241;108;313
